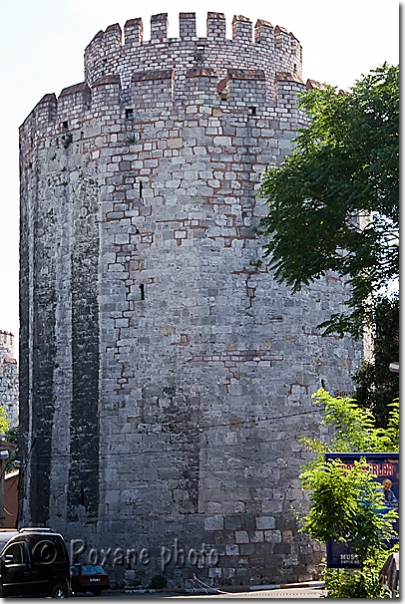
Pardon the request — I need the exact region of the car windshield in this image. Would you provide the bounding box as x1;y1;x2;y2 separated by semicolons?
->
0;534;18;553
0;540;9;553
82;565;106;575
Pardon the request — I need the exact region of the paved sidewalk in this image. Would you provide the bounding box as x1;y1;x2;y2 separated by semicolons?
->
167;586;326;598
104;581;327;599
169;589;326;598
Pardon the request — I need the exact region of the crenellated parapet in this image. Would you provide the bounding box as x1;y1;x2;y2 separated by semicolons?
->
123;18;143;44
91;74;122;112
254;19;273;44
0;331;15;361
20;12;308;141
218;68;267;107
58;83;91;122
83;12;302;90
232;15;252;42
179;12;196;39
132;69;174;108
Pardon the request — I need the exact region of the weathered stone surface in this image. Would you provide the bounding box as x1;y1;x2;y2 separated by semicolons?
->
19;11;362;589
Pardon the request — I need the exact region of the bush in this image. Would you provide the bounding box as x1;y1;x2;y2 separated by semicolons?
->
323;551;396;599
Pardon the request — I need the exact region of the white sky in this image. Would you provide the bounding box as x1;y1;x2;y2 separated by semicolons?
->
0;0;399;357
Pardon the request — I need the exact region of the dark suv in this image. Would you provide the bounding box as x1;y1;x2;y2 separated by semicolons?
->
0;527;70;597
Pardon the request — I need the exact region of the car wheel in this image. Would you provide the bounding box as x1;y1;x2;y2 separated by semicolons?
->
92;588;102;597
51;582;69;598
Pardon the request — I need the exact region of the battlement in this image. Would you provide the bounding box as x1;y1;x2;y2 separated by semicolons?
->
83;12;300;49
83;12;302;88
0;331;14;344
20;12;308;139
0;331;15;360
19;11;309;146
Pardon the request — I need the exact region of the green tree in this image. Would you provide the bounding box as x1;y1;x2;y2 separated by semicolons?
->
0;407;10;437
300;388;399;454
0;409;15;473
258;64;399;340
352;293;399;427
4;425;19;473
298;389;399;598
300;460;397;560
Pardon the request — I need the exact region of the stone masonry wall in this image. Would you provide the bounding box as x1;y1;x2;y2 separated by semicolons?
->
0;331;18;428
19;12;362;588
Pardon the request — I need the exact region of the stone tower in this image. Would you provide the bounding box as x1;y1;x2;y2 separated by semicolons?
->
19;13;362;587
0;331;18;428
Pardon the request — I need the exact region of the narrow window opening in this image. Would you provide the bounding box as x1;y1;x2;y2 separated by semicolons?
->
125;108;134;119
62;121;68;129
248;106;257;116
140;284;145;300
293;63;297;72
139;181;143;198
80;488;85;506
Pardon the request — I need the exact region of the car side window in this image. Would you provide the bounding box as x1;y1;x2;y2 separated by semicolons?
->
4;542;26;566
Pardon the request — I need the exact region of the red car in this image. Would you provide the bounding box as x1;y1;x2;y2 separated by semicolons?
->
70;563;110;596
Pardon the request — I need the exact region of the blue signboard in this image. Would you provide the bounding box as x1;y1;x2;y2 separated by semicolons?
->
325;452;399;569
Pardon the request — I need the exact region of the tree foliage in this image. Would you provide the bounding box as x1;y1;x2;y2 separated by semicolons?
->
0;407;10;437
352;293;399;427
299;388;399;455
300;459;397;560
258;64;399;339
298;390;399;598
4;425;19;473
322;554;395;599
